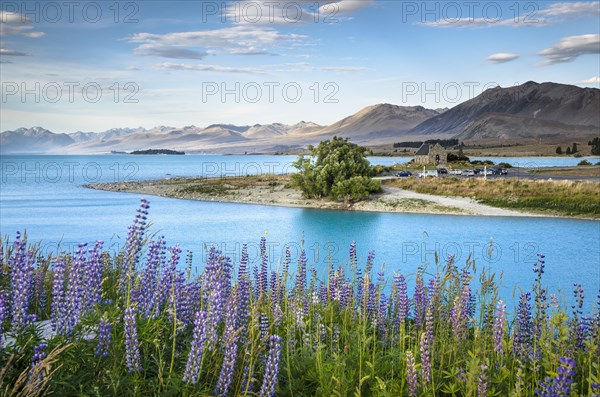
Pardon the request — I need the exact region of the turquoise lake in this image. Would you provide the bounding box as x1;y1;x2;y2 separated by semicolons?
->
1;154;599;313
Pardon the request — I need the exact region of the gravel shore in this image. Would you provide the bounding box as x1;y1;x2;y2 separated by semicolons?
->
86;177;550;218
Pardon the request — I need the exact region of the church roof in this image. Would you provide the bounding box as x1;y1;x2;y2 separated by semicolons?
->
415;144;430;156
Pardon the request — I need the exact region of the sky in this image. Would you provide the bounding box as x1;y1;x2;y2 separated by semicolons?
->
1;0;599;132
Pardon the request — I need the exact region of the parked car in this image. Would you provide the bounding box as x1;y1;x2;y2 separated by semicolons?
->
484;169;494;176
449;169;463;175
395;171;413;177
473;168;483;175
437;168;448;174
418;170;439;178
500;168;508;175
462;170;475;177
489;168;501;175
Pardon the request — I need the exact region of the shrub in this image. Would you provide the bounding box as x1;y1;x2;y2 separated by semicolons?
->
578;160;592;166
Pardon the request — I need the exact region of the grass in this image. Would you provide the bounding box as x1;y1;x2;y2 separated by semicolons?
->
528;166;600;177
385;177;600;218
1;200;599;396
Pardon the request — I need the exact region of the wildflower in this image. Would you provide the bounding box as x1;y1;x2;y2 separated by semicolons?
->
65;243;87;335
413;272;428;328
28;343;47;388
513;292;533;361
85;240;104;310
535;357;575;396
478;364;488;397
394;274;409;331
123;307;141;372
140;237;166;318
295;249;307;296
183;311;208;384
406;350;418;397
215;291;240;397
0;292;6;348
259;335;282;397
95;320;112;357
493;300;506;354
9;232;35;332
50;259;67;334
420;305;434;384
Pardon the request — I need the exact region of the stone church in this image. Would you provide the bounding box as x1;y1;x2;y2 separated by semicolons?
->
414;143;447;165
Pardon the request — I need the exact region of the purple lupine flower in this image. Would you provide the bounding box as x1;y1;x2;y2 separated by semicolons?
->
394;274;409;331
85;241;104;310
413;272;428;328
141;237;166;318
121;199;150;292
406;350;418;397
535;357;575;397
65;243;87;335
9;232;35;332
571;283;585;349
260;313;269;341
96;320;112;357
241;365;256;394
215;291;240;397
532;254;548;338
28;343;47;386
258;246;269;298
365;250;375;278
236;244;251;337
259;335;282;397
178;281;201;327
493;300;506;354
50;259;67;334
478;364;488;397
203;247;229;346
0;292;6;348
451;283;471;341
123;307;141;372
420;305;434;385
295;249;307;296
183;310;208;384
513;292;533;361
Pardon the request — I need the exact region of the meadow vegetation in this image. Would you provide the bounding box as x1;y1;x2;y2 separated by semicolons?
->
0;200;599;396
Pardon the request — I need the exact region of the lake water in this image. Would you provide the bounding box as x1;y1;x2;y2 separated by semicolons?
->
1;154;599;313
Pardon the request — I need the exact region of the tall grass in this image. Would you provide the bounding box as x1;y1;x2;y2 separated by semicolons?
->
386;178;600;217
0;200;599;396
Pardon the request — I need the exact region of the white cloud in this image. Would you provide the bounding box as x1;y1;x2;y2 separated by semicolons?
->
539;1;600;17
133;45;207;59
0;11;45;38
580;76;600;83
422;1;598;29
128;26;306;58
487;53;520;64
0;48;29;56
319;0;374;15
155;63;264;74
421;17;546;29
538;34;600;65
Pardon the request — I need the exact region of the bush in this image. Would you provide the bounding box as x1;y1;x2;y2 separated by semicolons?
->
497;162;513;168
447;153;470;162
578;160;592;166
292;137;380;202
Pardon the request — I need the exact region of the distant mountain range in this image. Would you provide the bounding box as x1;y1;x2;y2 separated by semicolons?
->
1;81;598;154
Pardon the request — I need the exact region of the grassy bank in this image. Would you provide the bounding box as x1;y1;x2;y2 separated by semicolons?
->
385;177;600;218
1;200;599;396
528;166;600;177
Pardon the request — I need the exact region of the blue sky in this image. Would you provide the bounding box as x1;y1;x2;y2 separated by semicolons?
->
1;0;599;132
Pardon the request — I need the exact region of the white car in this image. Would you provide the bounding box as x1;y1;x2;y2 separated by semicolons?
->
449;169;462;175
462;170;475;176
418;170;439;178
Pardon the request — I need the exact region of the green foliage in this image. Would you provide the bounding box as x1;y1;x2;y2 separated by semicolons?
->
556;146;562;155
496;162;513;169
571;142;578;154
291;137;381;202
447;153;470;163
578;160;592;166
590;137;600;155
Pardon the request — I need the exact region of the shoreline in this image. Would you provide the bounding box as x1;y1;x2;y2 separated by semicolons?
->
85;176;596;220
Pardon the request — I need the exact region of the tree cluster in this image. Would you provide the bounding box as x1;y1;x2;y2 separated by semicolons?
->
291;137;381;203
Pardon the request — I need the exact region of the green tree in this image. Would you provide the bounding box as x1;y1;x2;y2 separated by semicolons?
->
291;137;381;202
566;147;572;155
571;142;578;153
589;137;600;155
555;146;562;155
